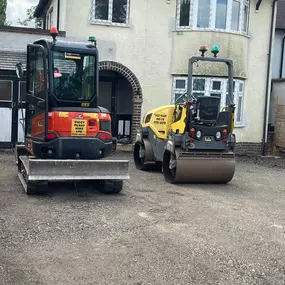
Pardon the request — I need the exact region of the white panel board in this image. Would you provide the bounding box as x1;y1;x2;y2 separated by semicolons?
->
125;120;130;136
18;109;26;143
0;108;12;142
118;120;124;136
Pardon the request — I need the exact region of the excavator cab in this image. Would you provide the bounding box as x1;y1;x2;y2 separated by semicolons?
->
15;28;129;194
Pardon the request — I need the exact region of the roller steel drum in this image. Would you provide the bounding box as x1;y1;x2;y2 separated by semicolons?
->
163;149;235;184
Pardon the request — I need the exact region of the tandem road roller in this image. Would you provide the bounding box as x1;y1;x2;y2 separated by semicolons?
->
134;45;236;184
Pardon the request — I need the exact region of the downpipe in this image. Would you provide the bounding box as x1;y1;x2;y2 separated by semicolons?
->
262;0;278;156
280;36;285;78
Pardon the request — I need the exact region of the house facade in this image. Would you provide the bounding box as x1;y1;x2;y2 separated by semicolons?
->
0;0;277;155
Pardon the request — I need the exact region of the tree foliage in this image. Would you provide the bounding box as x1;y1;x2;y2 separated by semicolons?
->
18;5;42;28
0;0;7;26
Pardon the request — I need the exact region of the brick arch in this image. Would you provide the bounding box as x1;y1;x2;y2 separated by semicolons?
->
99;61;143;141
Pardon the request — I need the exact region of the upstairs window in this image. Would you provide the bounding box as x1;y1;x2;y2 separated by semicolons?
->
92;0;130;26
46;7;53;29
177;0;249;34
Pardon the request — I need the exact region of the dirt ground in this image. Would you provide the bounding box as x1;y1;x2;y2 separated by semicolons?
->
0;150;285;285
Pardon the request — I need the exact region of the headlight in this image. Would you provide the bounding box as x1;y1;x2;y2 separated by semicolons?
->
216;131;221;140
196;130;202;139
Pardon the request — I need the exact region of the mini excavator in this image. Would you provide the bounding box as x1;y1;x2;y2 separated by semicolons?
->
134;45;236;184
15;27;129;194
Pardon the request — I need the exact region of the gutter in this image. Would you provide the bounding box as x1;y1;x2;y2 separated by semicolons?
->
262;0;278;156
280;36;285;78
57;0;60;30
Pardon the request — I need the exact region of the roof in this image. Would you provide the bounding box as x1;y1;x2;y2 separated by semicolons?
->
0;51;26;71
34;0;49;18
276;0;285;30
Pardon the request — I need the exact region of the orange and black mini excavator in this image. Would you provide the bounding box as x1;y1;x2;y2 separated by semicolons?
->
15;27;129;194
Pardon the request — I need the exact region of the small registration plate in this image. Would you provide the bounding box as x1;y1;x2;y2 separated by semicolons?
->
205;136;212;142
71;119;87;136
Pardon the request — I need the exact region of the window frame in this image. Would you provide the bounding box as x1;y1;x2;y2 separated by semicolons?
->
176;0;249;35
18;81;26;103
91;0;131;27
172;76;245;126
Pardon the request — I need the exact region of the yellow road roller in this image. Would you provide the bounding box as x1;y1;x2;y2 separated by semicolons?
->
133;46;236;184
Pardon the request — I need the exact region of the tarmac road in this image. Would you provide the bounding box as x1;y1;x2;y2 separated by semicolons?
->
0;150;285;285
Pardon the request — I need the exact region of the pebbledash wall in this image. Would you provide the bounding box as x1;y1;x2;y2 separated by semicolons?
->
0;0;276;155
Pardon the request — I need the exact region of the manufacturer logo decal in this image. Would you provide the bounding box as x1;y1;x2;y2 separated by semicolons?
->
77;114;83;119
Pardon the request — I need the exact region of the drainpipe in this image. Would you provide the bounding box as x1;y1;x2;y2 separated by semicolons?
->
280;36;285;78
262;0;278;156
256;0;262;11
57;0;60;30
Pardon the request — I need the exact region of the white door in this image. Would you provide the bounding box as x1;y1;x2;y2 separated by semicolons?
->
0;80;13;144
17;81;26;143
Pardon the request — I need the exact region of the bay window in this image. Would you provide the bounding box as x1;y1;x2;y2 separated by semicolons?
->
177;0;249;34
172;76;245;125
91;0;130;26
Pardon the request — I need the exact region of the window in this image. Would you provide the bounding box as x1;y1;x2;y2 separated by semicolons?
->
197;0;210;28
0;81;12;102
26;46;47;139
177;0;249;34
243;3;249;33
53;52;96;102
28;48;46;99
215;0;228;29
91;0;130;26
231;0;240;31
172;76;245;125
46;7;53;29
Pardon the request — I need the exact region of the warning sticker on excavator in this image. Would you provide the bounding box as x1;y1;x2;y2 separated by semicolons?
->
83;113;98;118
71;119;87;136
59;112;69;118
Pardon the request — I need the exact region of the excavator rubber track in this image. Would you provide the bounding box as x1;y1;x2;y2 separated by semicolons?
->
162;149;235;184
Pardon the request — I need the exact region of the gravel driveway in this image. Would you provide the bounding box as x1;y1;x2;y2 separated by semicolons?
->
0;150;285;285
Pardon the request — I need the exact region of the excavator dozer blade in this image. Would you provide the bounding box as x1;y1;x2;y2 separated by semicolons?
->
18;156;130;182
163;151;235;184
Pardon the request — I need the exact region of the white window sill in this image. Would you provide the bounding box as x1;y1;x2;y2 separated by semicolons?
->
90;20;130;28
174;28;250;39
234;124;245;128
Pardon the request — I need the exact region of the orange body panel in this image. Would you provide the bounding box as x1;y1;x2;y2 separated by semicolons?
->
31;111;111;139
48;111;111;137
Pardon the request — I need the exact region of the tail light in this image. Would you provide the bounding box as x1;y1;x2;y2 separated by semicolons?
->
222;129;228;138
98;133;112;141
47;133;57;140
190;128;195;137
